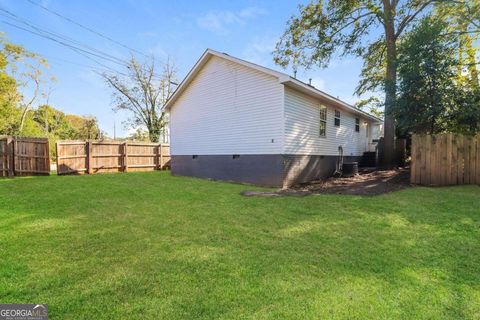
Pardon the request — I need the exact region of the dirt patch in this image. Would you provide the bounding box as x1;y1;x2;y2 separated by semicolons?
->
241;168;411;197
292;168;411;196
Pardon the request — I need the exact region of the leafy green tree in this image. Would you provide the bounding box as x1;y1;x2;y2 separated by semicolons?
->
64;114;101;140
33;105;77;138
1;39;51;133
274;0;439;168
31;106;103;157
0;39;20;134
450;87;480;134
394;18;458;135
127;127;150;142
394;16;480;136
81;116;101;140
0;102;20;135
0;36;53;135
435;0;480;89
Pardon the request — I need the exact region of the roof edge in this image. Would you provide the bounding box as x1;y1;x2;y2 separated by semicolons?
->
281;78;383;122
165;49;383;123
164;49;288;110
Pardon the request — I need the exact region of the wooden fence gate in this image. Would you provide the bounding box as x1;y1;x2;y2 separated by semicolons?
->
56;140;170;175
0;136;50;177
411;134;480;186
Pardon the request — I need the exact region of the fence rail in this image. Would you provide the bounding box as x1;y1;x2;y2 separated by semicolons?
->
0;136;50;177
411;134;480;186
56;140;170;175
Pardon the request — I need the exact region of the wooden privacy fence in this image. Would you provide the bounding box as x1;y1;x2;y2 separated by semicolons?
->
0;136;50;177
56;140;170;175
411;134;480;186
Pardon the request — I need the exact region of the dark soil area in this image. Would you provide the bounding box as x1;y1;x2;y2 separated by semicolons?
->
292;168;411;196
241;168;411;197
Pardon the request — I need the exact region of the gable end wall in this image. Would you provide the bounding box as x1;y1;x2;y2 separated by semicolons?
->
170;56;284;155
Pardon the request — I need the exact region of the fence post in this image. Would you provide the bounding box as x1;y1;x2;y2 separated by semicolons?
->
45;139;51;175
124;141;128;172
154;144;159;170
55;142;60;175
12;137;17;176
6;136;14;177
159;144;163;170
410;135;416;184
87;140;92;174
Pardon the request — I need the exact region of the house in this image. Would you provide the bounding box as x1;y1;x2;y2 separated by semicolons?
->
165;49;383;187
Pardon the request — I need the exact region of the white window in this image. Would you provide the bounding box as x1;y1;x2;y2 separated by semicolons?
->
319;105;327;137
334;110;341;127
355;118;360;132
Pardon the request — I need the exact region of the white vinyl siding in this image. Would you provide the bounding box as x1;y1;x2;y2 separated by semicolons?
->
284;87;369;156
170;56;284;155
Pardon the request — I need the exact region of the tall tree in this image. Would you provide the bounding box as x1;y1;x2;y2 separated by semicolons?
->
102;57;177;142
274;0;437;168
435;0;480;89
1;39;51;133
33;105;77;138
64;114;101;140
394;18;458;135
0;38;20;134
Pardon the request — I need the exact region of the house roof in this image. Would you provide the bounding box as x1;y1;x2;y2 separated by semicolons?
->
165;49;383;123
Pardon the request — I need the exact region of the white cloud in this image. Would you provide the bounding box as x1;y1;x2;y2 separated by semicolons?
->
242;35;277;66
310;77;326;90
147;43;168;60
237;7;265;19
196;7;265;35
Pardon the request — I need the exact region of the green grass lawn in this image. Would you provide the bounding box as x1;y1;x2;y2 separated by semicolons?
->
0;172;479;319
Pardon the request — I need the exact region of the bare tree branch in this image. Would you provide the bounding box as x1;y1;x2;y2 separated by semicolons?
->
102;56;177;142
395;0;436;38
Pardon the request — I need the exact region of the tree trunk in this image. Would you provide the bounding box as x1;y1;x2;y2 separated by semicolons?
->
148;127;160;143
19;106;29;134
382;4;397;169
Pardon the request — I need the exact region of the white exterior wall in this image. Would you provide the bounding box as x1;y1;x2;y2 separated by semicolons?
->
170;56;284;155
284;87;370;156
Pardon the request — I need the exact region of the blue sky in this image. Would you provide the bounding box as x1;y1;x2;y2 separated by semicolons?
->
0;0;365;137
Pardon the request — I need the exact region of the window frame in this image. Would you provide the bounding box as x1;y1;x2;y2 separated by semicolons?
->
319;105;327;137
334;110;341;127
355;118;360;132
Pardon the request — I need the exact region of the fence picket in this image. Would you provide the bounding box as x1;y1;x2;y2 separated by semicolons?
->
417;135;424;184
464;136;471;184
0;136;49;177
431;136;438;185
411;134;480;186
56;140;170;175
469;136;476;184
440;134;448;186
446;134;453;185
410;135;416;184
